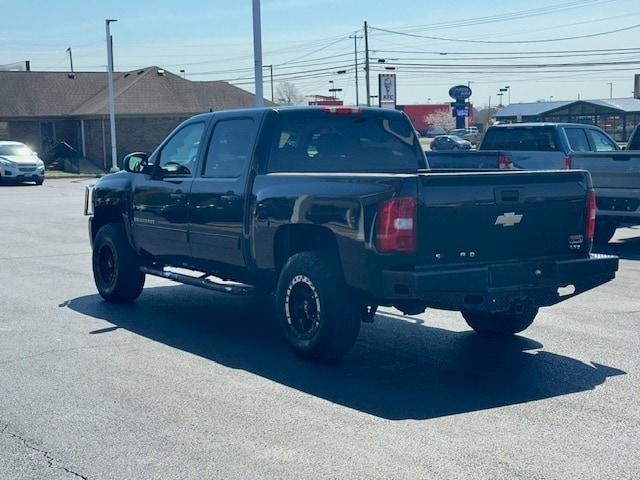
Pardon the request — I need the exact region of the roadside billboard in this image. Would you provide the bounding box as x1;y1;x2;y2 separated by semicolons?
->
378;73;396;109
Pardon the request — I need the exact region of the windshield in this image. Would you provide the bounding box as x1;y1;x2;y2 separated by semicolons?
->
482;127;560;151
0;144;33;157
448;135;464;142
268;114;425;173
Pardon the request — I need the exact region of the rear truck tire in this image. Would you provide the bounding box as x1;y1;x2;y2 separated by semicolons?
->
275;251;361;361
462;304;538;337
92;223;145;303
593;220;617;245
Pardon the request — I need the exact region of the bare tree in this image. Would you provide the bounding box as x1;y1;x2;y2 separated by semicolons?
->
276;81;305;105
424;109;455;132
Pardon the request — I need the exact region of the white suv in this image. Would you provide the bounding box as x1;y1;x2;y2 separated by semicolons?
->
0;141;45;185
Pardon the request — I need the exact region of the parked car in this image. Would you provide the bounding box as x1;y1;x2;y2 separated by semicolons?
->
449;128;481;145
430;135;472;151
84;107;618;360
425;126;447;137
424;123;640;244
0;141;45;185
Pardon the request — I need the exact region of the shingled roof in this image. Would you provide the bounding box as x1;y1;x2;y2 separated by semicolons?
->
496;98;640;119
0;71;107;117
0;66;270;118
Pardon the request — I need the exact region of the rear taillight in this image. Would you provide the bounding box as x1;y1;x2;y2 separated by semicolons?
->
586;189;596;241
322;106;362;115
376;197;417;253
565;156;572;169
498;155;512;169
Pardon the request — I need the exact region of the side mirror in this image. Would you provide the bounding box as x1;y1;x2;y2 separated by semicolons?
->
123;152;149;173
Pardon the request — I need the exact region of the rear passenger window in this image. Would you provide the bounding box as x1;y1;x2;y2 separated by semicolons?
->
268;115;422;173
565;128;590;152
202;119;254;177
482;127;559;151
586;129;617;152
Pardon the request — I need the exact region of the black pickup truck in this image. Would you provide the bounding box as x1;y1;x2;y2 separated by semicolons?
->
84;106;618;360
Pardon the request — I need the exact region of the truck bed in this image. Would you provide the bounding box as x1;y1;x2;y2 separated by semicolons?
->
425;150;511;170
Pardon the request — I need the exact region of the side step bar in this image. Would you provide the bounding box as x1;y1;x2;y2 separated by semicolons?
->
140;266;255;296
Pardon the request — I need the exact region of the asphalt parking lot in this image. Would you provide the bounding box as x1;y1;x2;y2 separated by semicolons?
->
1;178;639;480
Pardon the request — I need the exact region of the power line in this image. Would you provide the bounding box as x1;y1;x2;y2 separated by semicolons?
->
275;35;352;66
369;51;640;62
192;63;359;82
368;23;640;44
372;46;640;56
371;59;640;69
374;0;617;34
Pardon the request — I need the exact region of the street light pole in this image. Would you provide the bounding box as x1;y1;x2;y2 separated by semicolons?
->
498;88;507;107
252;0;264;108
607;82;613;99
105;19;118;172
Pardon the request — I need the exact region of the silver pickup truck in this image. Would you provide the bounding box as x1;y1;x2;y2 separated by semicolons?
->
571;154;640;243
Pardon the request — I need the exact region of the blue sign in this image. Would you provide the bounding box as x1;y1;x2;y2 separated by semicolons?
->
455;107;469;117
449;85;472;100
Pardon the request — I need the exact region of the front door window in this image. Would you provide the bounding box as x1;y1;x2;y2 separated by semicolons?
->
158;122;205;176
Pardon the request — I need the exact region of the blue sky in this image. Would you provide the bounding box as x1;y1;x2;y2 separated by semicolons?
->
2;0;640;106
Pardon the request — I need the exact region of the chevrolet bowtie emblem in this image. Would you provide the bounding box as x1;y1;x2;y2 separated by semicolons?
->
495;212;523;227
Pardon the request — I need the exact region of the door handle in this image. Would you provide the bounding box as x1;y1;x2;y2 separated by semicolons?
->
170;192;185;199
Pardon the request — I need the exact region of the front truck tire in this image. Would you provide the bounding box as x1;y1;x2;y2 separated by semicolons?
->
92;223;145;303
593;220;617;245
462;304;538;337
275;251;361;361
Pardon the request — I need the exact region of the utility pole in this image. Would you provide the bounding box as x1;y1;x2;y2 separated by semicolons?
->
349;32;362;105
264;64;274;102
252;0;264;108
607;82;613;99
105;19;118;172
364;21;371;106
66;47;74;75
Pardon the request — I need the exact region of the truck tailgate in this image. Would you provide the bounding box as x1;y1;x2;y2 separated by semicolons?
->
416;170;591;265
571;152;640;190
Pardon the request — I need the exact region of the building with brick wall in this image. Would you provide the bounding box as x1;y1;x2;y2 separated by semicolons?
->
0;66;272;170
